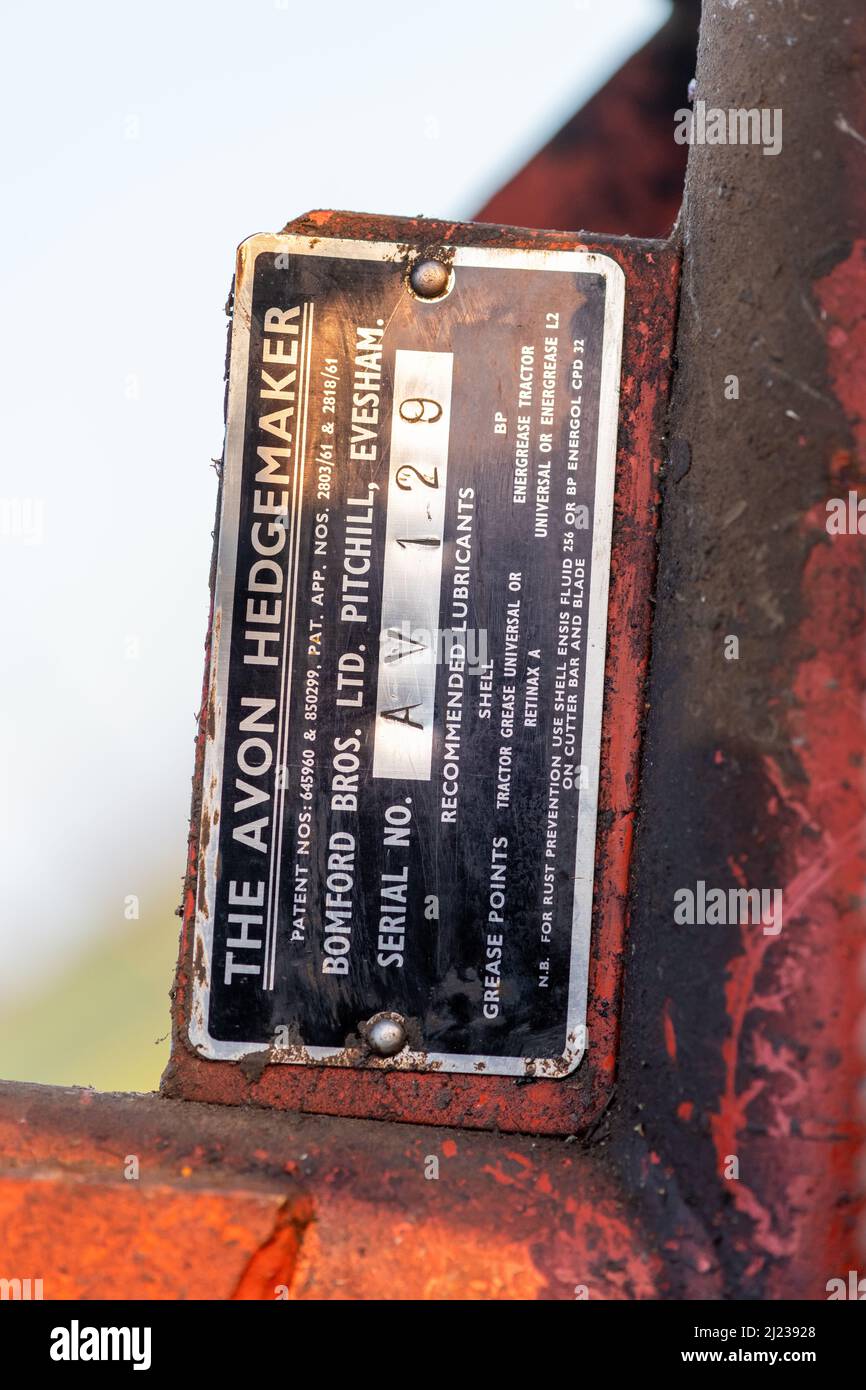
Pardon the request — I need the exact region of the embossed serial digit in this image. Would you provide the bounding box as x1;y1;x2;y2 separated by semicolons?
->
395;464;439;492
399;396;443;424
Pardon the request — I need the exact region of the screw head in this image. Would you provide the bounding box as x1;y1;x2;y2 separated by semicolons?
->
365;1013;407;1056
409;258;451;299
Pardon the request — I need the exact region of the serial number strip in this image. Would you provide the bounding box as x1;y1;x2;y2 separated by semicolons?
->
372;350;454;781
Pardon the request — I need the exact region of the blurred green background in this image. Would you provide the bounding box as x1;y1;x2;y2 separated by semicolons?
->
0;899;178;1092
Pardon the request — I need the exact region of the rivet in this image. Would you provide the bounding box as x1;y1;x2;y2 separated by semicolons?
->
365;1013;407;1056
409;258;451;300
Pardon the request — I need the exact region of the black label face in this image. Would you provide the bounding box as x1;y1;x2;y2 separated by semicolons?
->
191;234;625;1077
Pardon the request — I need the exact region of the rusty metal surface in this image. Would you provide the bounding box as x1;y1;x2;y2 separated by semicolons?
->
613;0;866;1298
163;209;680;1136
0;1080;658;1300
3;2;862;1307
476;0;700;239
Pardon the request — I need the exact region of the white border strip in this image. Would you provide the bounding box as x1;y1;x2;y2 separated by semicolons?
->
263;302;314;990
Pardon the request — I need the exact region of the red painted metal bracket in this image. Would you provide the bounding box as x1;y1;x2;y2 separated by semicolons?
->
163;209;680;1136
0;1080;661;1300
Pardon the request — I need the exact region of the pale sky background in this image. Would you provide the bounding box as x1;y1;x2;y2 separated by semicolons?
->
0;0;668;1019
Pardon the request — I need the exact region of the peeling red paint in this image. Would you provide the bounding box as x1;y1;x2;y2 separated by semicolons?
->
0;1081;660;1302
815;240;866;459
706;240;866;1291
662;1000;677;1061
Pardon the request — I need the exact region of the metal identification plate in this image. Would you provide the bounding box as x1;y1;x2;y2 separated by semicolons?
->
191;233;625;1077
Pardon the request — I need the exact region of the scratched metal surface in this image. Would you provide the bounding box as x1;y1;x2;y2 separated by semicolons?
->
612;0;866;1299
